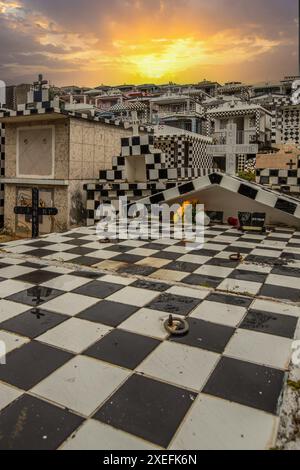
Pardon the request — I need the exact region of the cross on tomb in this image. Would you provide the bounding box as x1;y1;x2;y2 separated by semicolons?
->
286;159;296;170
14;187;58;238
33;74;49;101
207;123;259;175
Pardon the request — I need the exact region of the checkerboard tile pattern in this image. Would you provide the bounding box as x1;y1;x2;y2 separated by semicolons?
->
0;228;299;449
2;225;300;302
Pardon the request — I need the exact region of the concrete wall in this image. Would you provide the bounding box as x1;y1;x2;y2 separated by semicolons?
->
4;118;70;180
69;118;132;180
3;116;134;234
4;184;70;235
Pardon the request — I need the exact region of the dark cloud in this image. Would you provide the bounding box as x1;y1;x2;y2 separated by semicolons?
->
0;0;298;85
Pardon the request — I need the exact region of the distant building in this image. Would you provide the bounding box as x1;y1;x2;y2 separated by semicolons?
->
5;84;31;110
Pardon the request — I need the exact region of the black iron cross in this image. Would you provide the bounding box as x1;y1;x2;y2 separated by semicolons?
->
14;187;58;238
287;159;296;170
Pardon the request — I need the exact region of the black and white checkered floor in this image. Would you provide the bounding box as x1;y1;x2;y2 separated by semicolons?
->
0;224;299;449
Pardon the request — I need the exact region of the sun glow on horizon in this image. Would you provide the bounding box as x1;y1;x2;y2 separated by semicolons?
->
0;0;297;86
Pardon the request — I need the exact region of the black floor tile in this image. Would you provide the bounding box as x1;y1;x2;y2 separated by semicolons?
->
281;252;300;261
170;318;234;353
117;265;157;276
77;300;138;327
151;251;182;261
7;287;63;306
183;274;223;289
65;247;95;256
27;249;57;258
112;254;144;264
19;261;47;269
0;395;83;450
84;329;160;369
163;261;199;273
14;270;61;285
271;265;300;278
189;249;217;257
70;271;104;280
205;258;239;268
229;270;268;283
240;309;299;339
63;239;91;246
266;237;289;243
224;246;253;254
105;245;134;253
0;310;68;339
147;293;201;316
26;241;56;248
260;285;300;302
0;262;10;269
203;356;285;415
131;279;170;292
63;233;88;239
142;243;166;251
0;341;73;390
205;292;252;308
245;255;281;265
71;256;100;266
241;238;267;245
73;280;124;299
94;374;196;448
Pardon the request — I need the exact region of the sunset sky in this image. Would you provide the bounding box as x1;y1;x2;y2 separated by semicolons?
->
0;0;298;86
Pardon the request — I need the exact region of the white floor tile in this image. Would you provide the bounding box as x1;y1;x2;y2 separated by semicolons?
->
0;257;25;265
41;293;98;315
177;254;210;265
82;242;114;250
61;420;159;450
0;280;33;298
265;274;300;290
170;394;279;450
151;269;188;282
37;318;111;353
106;286;159;307
250;249;281;258
118;240;147;247
127;248;159;257
0;265;35;279
100;275;135;286
251;299;300;318
138;342;219;391
218;278;262;296
32;355;130;416
0;330;30;355
238;263;272;274
0;383;23;412
44;253;79;262
87;250;120;260
194;265;233;278
5;246;36;255
163;246;189;254
46;244;77;252
119;308;169;340
0;299;31;322
166;286;209;300
191;300;247;327
40;266;74;274
202;243;227;251
225;329;292;370
269;233;292;239
41;275;91;292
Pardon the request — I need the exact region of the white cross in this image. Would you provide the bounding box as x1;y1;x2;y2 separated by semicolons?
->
207;123;258;175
